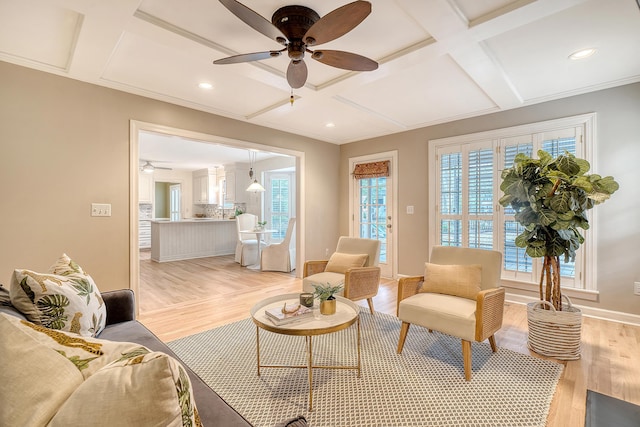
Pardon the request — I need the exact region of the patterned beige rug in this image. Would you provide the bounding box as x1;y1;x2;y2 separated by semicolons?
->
168;312;563;427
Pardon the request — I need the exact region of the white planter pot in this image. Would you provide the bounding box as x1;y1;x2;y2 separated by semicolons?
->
527;296;582;360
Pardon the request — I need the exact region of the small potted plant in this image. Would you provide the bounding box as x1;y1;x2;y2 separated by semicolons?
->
255;220;267;231
312;282;343;315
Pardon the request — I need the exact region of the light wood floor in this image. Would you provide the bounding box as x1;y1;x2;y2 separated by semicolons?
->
137;252;640;427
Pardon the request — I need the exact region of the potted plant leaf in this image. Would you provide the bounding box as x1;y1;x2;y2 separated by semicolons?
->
499;150;618;359
312;282;344;315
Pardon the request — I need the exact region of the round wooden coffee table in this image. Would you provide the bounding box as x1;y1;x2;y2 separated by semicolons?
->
250;293;361;411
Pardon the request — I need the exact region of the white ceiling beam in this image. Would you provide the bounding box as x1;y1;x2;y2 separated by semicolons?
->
63;0;142;80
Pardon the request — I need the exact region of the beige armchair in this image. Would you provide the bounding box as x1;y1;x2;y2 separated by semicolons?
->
396;246;504;381
260;218;296;272
302;236;381;314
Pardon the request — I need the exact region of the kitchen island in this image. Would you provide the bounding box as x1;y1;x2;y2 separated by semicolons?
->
150;218;237;262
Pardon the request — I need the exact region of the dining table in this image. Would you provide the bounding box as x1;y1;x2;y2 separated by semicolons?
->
240;228;277;269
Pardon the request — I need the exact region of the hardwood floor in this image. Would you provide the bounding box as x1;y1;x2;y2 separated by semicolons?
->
137;252;640;427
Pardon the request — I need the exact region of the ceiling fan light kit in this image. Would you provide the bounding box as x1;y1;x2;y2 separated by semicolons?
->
214;0;378;90
140;160;172;173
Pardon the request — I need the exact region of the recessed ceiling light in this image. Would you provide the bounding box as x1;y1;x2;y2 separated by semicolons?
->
198;82;213;89
568;48;596;60
325;122;335;128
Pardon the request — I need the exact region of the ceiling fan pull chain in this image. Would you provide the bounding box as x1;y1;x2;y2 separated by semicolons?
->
290;88;295;106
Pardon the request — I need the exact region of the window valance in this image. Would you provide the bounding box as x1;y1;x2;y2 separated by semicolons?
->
352;160;390;179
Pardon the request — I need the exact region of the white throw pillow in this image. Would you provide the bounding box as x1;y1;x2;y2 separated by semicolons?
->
49;350;202;427
10;254;106;337
0;313;144;426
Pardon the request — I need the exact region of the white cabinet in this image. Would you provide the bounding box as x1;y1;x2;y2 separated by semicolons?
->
224;170;236;203
223;169;249;203
139;220;151;248
139;173;153;203
192;169;218;204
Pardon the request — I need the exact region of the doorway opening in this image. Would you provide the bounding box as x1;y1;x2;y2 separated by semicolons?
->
129;121;306;315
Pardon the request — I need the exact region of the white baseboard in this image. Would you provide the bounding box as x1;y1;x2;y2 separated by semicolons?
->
505;293;640;326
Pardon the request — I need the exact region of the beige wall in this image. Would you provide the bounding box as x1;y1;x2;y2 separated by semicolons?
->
0;61;340;291
340;82;640;316
3;58;637;317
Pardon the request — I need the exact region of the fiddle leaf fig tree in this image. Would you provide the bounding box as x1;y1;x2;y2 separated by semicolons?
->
499;150;619;310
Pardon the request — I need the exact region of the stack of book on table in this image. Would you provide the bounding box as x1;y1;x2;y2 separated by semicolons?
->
265;303;313;325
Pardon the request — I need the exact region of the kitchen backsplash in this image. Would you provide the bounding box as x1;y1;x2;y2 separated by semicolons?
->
139;203;152;219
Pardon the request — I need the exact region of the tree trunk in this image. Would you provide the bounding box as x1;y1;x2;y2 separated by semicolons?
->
540;255;562;311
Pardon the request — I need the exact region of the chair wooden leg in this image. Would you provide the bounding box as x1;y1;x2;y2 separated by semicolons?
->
397;322;410;354
366;298;375;314
462;340;472;381
488;335;497;353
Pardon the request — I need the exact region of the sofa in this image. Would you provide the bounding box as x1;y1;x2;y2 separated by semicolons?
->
1;288;252;426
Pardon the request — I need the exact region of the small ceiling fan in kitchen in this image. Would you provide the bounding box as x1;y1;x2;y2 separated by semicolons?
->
213;0;378;89
140;160;172;173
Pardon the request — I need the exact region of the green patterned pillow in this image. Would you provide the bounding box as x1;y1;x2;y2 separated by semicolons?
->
0;313;145;426
48;253;87;276
10;255;107;337
49;350;202;427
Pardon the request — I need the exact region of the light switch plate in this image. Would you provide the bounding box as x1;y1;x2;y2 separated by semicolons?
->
91;203;111;217
406;205;414;214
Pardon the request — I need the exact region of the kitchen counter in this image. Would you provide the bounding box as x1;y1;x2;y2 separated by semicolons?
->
150;218;237;262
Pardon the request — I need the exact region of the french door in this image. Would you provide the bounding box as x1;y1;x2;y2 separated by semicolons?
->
349;152;397;278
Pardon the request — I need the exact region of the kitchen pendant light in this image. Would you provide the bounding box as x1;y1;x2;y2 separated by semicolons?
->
246;151;265;192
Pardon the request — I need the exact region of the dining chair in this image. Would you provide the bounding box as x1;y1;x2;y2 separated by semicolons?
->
302;236;381;314
260;218;296;272
234;213;265;266
396;246;504;380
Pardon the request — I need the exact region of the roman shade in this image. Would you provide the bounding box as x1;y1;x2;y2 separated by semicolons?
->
352;161;390;179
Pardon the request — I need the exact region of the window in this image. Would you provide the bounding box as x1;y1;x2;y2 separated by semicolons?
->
429;114;595;292
264;171;295;242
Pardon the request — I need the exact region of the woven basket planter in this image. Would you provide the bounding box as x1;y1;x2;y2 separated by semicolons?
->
527;295;582;360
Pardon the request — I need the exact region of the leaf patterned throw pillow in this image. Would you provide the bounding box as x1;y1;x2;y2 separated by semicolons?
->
10;254;106;337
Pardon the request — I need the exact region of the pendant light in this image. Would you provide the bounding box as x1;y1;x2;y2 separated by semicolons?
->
246;150;265;192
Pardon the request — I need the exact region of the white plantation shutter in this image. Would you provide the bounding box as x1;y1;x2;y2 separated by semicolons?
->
501;136;534;280
438;150;462;246
431;115;592;292
468;147;494;250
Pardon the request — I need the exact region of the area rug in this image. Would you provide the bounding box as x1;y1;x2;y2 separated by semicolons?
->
168;312;563;427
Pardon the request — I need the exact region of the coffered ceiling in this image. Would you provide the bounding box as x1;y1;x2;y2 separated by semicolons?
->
1;0;639;144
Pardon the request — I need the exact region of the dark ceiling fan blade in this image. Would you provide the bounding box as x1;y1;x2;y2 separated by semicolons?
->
219;0;287;43
287;60;308;89
214;50;282;65
311;50;378;71
303;1;371;46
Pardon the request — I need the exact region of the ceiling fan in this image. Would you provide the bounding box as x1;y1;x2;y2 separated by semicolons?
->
213;0;378;89
140;161;172;173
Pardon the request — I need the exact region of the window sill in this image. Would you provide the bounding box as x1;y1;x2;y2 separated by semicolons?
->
501;278;599;302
